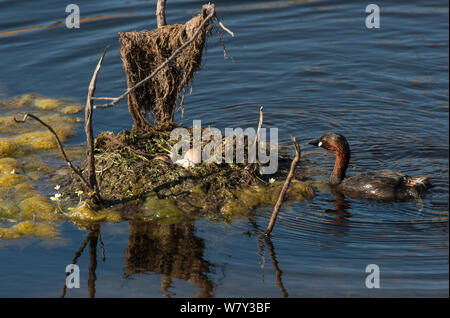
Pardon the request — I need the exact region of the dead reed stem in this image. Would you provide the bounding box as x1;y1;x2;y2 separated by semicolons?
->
264;136;301;235
156;0;167;28
85;46;109;203
255;106;263;145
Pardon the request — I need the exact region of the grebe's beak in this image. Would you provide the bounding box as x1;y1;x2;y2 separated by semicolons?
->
309;139;321;147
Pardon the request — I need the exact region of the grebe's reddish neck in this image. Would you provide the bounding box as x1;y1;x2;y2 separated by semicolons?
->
309;133;350;185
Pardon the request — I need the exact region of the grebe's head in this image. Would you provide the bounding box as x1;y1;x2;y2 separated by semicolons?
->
309;132;350;154
309;132;351;185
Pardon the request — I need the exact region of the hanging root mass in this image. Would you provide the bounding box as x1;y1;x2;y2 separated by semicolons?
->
118;4;224;130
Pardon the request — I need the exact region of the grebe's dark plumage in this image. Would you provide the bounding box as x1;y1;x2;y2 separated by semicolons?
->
309;132;431;201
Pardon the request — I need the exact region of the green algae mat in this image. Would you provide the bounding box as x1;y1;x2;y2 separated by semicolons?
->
1;94;318;240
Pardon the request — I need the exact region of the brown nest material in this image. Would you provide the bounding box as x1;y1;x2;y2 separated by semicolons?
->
119;9;210;130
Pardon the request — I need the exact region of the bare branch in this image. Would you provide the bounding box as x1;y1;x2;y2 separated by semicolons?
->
264;136;301;236
217;19;234;37
90;97;116;101
156;0;167;28
85;46;109;204
245;106;264;185
255;106;263;145
13;113;96;196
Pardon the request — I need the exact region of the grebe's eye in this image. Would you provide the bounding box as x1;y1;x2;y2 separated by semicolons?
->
318;141;323;147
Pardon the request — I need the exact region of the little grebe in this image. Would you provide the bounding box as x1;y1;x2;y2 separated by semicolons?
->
309;132;431;201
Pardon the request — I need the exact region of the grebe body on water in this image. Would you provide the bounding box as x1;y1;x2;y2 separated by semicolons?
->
309;133;431;201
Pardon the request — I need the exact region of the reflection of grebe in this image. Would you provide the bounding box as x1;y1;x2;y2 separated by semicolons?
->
309;132;431;201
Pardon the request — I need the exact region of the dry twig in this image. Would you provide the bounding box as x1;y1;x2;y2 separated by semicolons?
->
13;113;97;197
156;0;167;28
264;136;301;235
85;46;109;203
245;106;264;185
255;106;263;145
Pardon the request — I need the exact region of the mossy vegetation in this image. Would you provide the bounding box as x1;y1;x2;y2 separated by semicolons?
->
0;138;19;157
0;221;58;239
58;105;83;115
67;128;315;223
0;3;320;241
64;202;123;227
0;84;320;241
0;94;87;240
34;97;65;110
0;94;80;156
0;2;322;243
0;93;36;109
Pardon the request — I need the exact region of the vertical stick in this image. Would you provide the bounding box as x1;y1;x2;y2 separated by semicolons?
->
85;46;108;202
156;0;167;28
264;136;301;235
255;106;263;145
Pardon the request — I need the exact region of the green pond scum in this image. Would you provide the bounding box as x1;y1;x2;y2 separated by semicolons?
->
1;94;318;240
0;94;85;239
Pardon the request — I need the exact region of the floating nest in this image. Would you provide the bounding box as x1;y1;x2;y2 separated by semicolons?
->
68;128;315;221
67;5;315;221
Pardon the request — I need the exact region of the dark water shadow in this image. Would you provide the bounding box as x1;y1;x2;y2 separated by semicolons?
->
123;220;215;298
60;220;215;297
326;187;352;224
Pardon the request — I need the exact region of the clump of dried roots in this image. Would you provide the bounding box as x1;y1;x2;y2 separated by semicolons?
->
119;6;218;130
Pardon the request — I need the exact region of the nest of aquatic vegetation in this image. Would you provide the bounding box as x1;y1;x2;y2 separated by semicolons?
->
69;127;314;220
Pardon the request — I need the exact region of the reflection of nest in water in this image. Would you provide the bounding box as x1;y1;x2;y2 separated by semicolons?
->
125;221;214;297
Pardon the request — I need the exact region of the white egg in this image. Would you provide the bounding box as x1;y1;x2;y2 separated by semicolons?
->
184;148;202;164
175;159;196;169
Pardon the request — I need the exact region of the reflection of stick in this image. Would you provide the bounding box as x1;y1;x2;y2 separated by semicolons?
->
156;0;167;28
264;136;300;235
265;235;289;298
248;216;288;297
61;236;89;298
94;5;217;109
61;227;101;298
88;230;98;298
